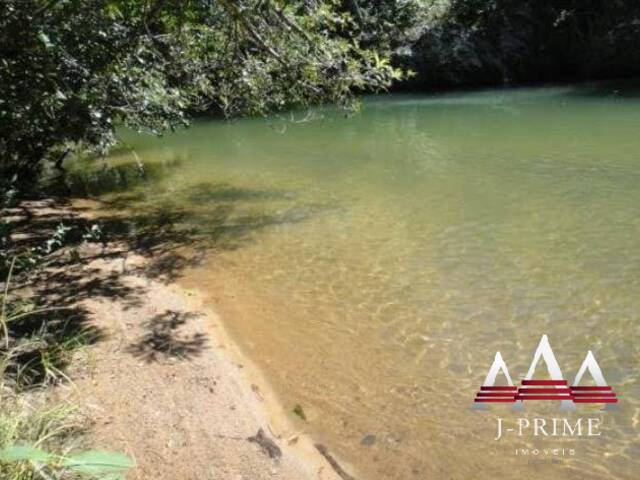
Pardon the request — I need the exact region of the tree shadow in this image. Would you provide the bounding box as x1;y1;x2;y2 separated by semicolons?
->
127;310;208;362
80;178;329;283
3;303;103;388
46;155;185;198
2;165;330;383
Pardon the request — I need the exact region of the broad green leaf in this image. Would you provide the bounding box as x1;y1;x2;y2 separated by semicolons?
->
0;444;51;463
100;474;126;480
62;450;135;475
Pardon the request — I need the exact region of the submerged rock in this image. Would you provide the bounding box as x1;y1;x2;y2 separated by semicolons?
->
360;434;376;446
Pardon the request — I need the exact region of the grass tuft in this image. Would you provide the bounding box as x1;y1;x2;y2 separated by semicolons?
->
0;393;82;480
0;260;133;479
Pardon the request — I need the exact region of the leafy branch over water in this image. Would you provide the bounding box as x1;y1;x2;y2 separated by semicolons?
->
0;0;410;183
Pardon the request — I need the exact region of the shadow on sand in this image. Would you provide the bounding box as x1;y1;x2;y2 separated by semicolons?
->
2;164;327;382
127;310;208;362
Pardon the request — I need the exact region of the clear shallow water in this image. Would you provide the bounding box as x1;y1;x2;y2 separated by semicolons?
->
98;85;639;479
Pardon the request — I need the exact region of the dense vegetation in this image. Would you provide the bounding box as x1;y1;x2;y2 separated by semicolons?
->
0;0;415;188
404;0;640;88
2;0;639;188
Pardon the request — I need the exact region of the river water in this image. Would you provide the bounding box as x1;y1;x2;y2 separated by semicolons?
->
94;84;639;479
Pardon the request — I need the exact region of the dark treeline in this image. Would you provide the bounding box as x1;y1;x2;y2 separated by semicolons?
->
1;0;639;186
400;0;640;89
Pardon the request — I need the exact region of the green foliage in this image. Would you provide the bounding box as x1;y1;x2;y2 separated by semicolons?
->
61;450;135;478
405;0;640;87
42;224;73;256
0;0;408;182
1;258;75;386
0;445;52;464
0;400;78;480
0;421;135;479
1;220;79;279
0;263;133;480
343;0;426;50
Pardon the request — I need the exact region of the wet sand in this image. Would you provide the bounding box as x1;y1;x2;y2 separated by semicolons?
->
7;199;352;480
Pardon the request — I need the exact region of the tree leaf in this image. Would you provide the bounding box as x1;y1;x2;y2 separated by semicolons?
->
0;444;51;463
37;31;53;48
100;474;126;480
62;450;135;475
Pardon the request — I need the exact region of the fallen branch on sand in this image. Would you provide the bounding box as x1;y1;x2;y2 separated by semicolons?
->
315;443;356;480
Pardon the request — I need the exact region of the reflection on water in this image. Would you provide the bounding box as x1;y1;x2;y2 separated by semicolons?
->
85;84;639;479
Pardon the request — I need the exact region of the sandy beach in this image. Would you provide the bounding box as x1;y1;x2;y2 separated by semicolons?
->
8;198;352;480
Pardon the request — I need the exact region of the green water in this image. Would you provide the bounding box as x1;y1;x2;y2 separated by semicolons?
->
95;84;639;479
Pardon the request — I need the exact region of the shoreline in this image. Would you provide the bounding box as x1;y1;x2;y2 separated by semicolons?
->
64;252;345;479
176;279;357;479
6;198;354;480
